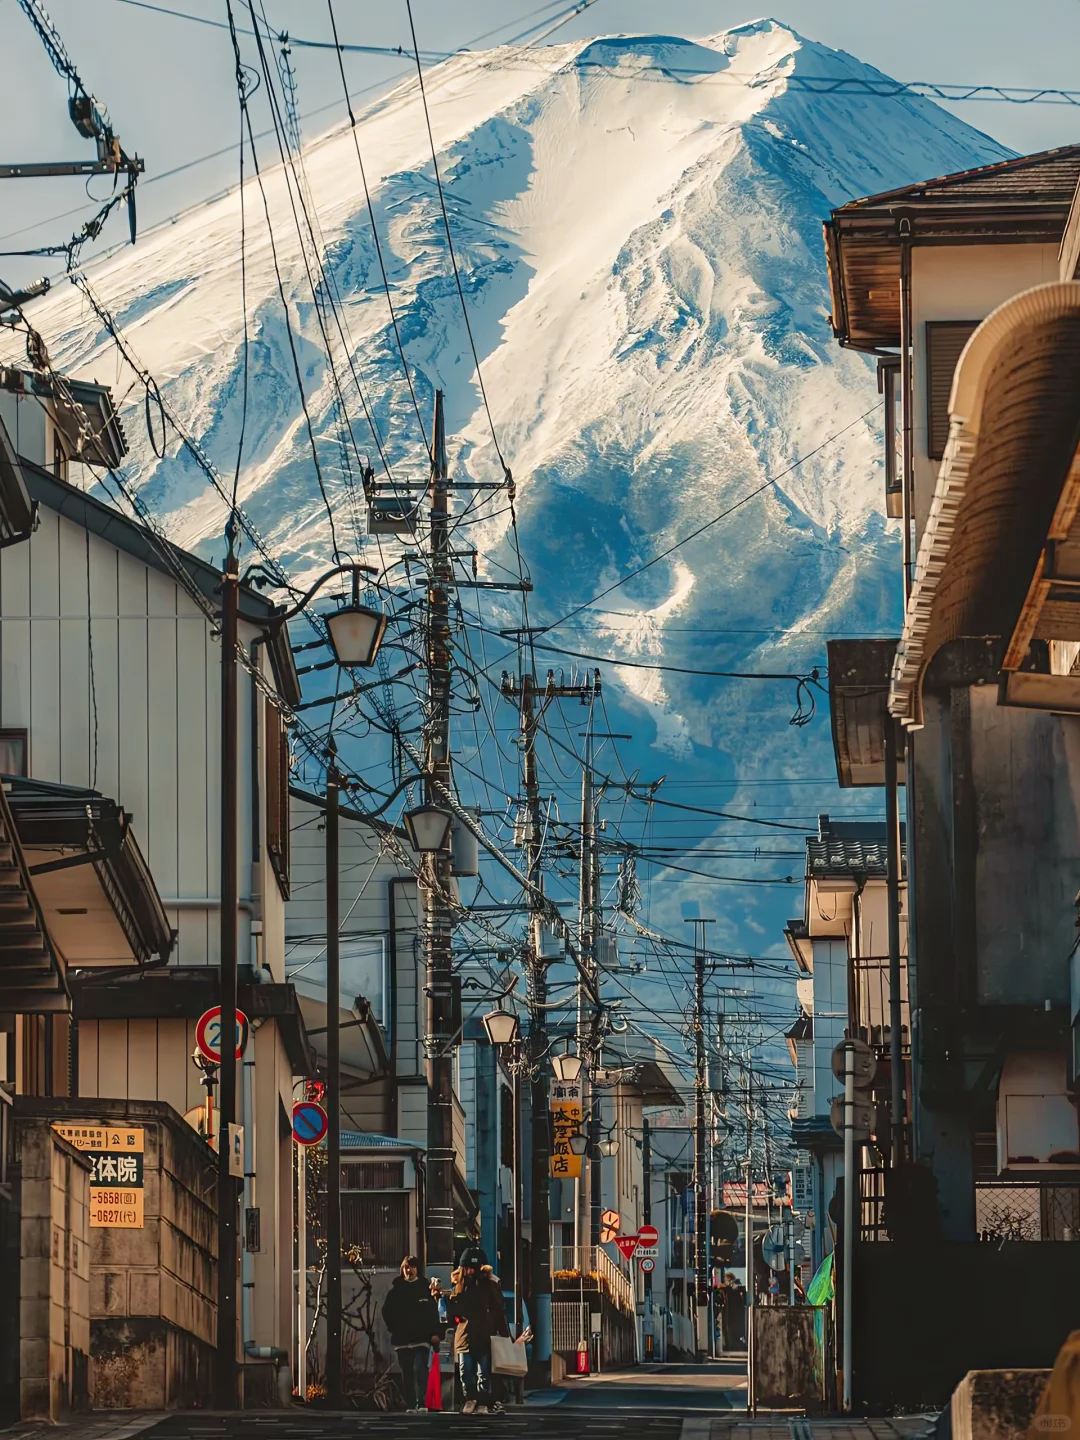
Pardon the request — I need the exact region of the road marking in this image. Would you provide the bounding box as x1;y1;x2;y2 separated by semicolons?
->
681;1420;714;1440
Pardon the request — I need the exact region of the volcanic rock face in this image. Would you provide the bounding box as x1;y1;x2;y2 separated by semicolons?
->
29;19;1009;949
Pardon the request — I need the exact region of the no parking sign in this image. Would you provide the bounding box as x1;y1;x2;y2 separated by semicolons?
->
292;1101;329;1146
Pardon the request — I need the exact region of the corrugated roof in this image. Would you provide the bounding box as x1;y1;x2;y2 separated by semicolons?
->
339;1131;423;1151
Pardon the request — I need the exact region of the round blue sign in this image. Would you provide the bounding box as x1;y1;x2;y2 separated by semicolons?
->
292;1101;329;1147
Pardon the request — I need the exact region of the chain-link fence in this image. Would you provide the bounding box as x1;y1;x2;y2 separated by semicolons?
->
975;1183;1080;1240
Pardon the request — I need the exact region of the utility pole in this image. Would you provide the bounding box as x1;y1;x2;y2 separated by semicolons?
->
642;1117;653;1360
325;747;342;1405
884;717;906;1165
215;550;240;1408
745;1058;756;1416
424;391;456;1277
501;665;600;1383
687;917;714;1359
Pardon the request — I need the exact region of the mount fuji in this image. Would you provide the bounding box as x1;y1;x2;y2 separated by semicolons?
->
25;18;1011;963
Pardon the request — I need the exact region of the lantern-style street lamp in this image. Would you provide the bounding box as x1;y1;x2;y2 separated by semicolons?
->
403;804;454;855
551;1051;583;1084
482;1009;520;1048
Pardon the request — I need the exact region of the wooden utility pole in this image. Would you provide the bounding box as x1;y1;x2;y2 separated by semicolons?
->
424;391;456;1274
215;551;240;1408
688;917;714;1358
500;666;599;1383
325;747;342;1404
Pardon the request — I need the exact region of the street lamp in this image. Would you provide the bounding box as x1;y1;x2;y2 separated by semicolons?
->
216;558;384;1407
552;1051;583;1084
403;804;454;854
481;1009;520;1048
568;1133;588;1157
600;1136;620;1159
480;1006;524;1352
268;563;386;668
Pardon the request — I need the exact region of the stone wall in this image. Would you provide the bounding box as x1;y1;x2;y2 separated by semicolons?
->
14;1119;91;1420
15;1097;218;1411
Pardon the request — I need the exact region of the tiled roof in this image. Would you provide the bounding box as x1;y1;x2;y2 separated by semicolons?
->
836;143;1080;214
806;819;906;879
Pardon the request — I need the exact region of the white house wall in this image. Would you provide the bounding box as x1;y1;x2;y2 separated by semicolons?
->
0;501;285;972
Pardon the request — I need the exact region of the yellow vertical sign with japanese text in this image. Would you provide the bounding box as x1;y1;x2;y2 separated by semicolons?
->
549;1079;583;1180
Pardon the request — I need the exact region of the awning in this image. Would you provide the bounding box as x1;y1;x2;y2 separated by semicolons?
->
0;414;34;548
0;782;67;1012
827;639;905;787
5;777;174;969
890;282;1080;725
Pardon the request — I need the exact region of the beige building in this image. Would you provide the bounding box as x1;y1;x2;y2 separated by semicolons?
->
0;373;311;1403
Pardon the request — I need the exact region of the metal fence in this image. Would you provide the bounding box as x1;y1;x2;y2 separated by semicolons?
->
550;1244;635;1315
976;1183;1080;1241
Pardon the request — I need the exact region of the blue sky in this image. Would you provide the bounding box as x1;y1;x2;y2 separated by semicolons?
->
3;0;1080;265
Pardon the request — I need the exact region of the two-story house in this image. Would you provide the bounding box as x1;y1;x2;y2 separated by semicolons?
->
823;142;1080;1407
0;371;311;1405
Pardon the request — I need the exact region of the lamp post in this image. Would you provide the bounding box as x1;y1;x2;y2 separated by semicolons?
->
482;1008;522;1340
215;559;384;1408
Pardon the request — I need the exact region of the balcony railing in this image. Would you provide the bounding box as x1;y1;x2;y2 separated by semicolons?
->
851;955;911;1057
551;1244;635;1316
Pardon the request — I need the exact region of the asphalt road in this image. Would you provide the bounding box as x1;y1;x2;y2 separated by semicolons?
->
139;1363;749;1440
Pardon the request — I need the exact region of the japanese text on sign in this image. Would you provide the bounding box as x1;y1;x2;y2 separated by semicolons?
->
52;1125;144;1153
90;1189;144;1228
549;1079;583;1180
53;1125;146;1229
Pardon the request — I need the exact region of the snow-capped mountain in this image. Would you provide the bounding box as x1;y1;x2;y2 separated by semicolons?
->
25;19;1010;957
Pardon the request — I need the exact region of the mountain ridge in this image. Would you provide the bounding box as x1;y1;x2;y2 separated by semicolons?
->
18;19;1013;952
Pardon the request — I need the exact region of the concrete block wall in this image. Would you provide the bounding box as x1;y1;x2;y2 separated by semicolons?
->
16;1122;91;1420
14;1097;218;1411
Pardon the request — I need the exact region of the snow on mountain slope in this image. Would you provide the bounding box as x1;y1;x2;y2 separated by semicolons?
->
23;18;1011;953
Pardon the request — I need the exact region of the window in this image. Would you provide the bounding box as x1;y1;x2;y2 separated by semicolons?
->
0;729;27;777
926;321;980;460
52;429;65;480
265;700;290;899
340;1192;409;1267
340;1160;405;1190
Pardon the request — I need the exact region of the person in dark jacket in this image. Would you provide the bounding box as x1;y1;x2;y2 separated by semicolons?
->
381;1256;442;1412
441;1247;509;1413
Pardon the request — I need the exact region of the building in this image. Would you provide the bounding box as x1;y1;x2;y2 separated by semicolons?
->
785;816;909;1266
821;143;1080;1408
0;375;310;1408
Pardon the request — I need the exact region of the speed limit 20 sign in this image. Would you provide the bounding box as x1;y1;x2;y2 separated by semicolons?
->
196;1006;250;1063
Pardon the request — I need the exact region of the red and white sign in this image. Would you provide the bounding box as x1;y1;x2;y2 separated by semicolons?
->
195;1006;250;1063
614;1234;640;1259
640;1257;655;1273
638;1224;658;1248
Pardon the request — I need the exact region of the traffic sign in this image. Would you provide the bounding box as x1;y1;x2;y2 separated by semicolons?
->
831;1038;876;1087
600;1209;621;1242
763;1225;807;1272
830;1094;874;1141
640;1257;655;1273
292;1100;329;1147
614;1234;640;1259
638;1223;659;1248
196;1006;249;1063
634;1244;658;1259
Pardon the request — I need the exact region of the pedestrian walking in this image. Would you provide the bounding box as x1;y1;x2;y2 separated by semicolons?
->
436;1247;510;1414
381;1255;442;1412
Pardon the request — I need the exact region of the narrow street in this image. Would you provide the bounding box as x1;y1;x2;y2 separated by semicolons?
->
91;1397;934;1440
558;1358;747;1410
